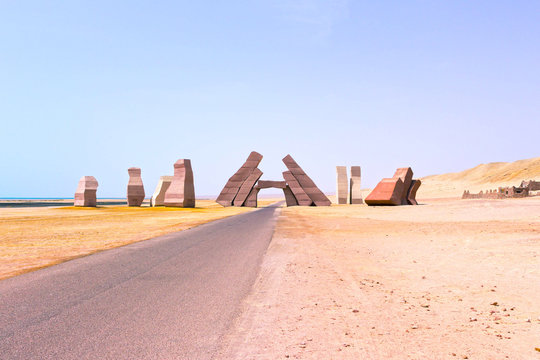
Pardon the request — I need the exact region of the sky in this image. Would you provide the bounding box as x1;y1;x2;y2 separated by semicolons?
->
0;1;539;198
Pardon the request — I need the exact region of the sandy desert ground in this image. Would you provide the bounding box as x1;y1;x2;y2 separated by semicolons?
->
219;197;540;359
0;200;265;280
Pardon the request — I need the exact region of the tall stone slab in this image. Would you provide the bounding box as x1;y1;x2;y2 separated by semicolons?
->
150;176;173;207
283;185;298;206
244;187;259;207
392;167;413;205
365;178;405;206
336;166;348;204
127;167;145;207
74;176;98;207
349;166;363;204
282;171;313;206
216;151;263;207
282;155;331;206
164;159;195;207
233;168;263;207
407;179;421;205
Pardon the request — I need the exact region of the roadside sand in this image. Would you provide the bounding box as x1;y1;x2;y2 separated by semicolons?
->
219;197;540;359
0;200;279;280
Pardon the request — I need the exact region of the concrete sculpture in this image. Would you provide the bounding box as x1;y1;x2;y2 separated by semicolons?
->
127;167;145;207
365;178;405;205
150;176;173;207
282;154;331;206
365;167;421;206
74;176;98;207
217;152;330;208
349;166;363;204
282;171;313;206
244;188;259;207
392;167;413;205
283;186;298;206
233;168;263;207
336;166;348;204
407;179;421;205
216;151;263;207
164;159;195;207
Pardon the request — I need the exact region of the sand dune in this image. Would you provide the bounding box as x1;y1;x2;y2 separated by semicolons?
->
418;156;540;198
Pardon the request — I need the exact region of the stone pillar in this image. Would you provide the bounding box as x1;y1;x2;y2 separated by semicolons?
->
74;176;98;207
164;159;195;207
349;166;363;204
336;166;348;204
127;167;145;207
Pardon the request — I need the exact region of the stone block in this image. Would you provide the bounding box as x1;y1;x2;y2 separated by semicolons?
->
151;176;173;207
216;151;263;206
365;178;404;206
283;185;298;206
74;176;98;207
233;168;263;207
127;167;145;207
407;179;421;205
336;166;348;204
244;187;260;207
282;171;313;206
256;180;287;189
282;155;331;206
392;167;413;205
349;166;362;204
164;159;195;207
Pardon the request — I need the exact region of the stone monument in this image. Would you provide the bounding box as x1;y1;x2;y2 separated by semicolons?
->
233;168;263;207
164;159;195;207
349;166;363;204
365;178;405;205
282;155;331;206
282;171;313;206
150;176;173;207
407;179;421;205
127;167;145;206
74;176;99;207
216;151;263;207
365;167;421;206
336;166;348;204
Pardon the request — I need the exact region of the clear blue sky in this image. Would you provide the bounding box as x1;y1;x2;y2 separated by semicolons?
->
1;1;538;198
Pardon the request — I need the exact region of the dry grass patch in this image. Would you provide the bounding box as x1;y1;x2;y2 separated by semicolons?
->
0;200;260;280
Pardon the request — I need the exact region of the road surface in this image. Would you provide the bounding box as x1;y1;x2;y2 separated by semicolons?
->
0;204;282;359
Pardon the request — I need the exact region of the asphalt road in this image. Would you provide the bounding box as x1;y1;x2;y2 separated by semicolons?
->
0;204;282;359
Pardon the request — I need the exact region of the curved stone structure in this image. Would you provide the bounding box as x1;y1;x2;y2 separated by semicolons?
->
164;159;195;207
150;176;173;207
407;179;421;205
127;167;145;207
74;176;98;207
